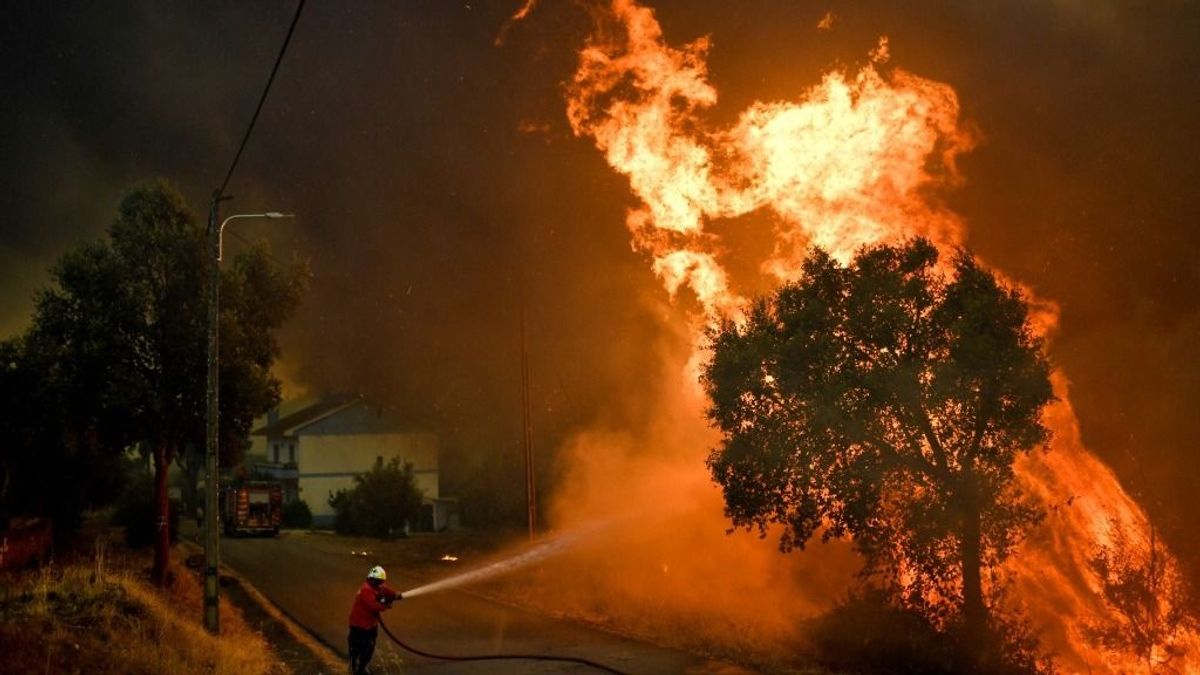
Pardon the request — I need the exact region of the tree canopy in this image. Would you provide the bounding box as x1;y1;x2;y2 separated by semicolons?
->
328;457;425;538
0;334;126;537
4;179;306;583
704;239;1054;641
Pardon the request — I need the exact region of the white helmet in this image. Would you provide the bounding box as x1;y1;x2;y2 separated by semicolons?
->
367;565;387;581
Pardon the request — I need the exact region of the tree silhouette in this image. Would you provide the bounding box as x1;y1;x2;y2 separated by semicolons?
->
328;457;424;538
26;179;305;584
0;335;126;537
1084;520;1197;672
704;239;1054;656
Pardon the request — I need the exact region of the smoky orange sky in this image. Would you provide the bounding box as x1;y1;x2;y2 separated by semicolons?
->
2;0;1199;658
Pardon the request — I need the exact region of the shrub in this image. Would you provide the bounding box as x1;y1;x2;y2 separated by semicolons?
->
113;475;179;548
281;499;313;529
805;588;1054;674
328;457;423;538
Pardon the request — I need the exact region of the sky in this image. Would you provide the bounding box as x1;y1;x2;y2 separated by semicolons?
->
2;1;1199;577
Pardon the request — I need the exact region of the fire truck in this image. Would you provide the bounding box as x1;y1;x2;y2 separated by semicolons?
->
221;481;282;536
0;517;53;569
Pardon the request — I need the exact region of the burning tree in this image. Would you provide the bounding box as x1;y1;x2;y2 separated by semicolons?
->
704;239;1054;660
1083;521;1198;672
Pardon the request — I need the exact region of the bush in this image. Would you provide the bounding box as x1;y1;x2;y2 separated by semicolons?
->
805;588;1054;674
328;457;423;538
281;499;313;529
113;475;179;548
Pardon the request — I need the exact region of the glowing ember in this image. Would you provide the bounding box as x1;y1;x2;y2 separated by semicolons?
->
557;1;1199;671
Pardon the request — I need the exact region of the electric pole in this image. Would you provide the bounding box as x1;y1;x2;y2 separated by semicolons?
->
204;191;228;634
520;287;537;542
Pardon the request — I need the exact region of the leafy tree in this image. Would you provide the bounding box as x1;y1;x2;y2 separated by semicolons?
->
24;179;305;584
0;269;131;539
0;338;45;529
1;337;125;536
177;241;308;512
1084;520;1198;672
704;239;1054;656
328;457;424;538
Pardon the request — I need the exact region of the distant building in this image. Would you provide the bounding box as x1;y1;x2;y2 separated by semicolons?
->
251;394;447;530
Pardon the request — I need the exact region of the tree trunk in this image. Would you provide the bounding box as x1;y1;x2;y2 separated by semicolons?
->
178;447;200;514
959;485;987;665
151;444;171;587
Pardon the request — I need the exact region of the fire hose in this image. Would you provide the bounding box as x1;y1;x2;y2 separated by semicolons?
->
377;615;629;674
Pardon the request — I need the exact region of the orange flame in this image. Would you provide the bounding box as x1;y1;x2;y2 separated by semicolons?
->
552;1;1196;671
496;0;539;47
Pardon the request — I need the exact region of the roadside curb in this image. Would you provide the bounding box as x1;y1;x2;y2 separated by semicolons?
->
179;539;345;674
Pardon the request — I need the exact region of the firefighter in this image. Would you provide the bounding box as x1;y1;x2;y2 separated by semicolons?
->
347;565;401;674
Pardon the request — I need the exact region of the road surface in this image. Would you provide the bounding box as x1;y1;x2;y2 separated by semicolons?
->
218;531;750;674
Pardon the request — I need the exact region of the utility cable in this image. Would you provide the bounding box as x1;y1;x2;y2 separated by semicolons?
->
378;616;629;674
218;0;307;196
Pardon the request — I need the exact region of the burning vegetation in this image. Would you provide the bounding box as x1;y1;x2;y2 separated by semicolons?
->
478;0;1200;672
0;2;1194;673
704;239;1056;670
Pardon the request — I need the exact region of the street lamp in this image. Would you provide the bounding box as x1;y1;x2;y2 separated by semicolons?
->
217;212;292;261
205;205;293;634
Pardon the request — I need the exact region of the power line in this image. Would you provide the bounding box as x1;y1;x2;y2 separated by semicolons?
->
218;0;307;196
203;0;308;636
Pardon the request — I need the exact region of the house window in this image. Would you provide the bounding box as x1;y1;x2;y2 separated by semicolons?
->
288;443;295;464
272;443;279;463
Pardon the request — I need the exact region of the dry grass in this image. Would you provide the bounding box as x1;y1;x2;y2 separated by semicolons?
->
0;539;287;675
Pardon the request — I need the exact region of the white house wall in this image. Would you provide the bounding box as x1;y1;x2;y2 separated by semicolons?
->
298;432;438;522
250;397;318;460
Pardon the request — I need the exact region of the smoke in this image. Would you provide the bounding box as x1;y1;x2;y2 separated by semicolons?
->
1010;373;1200;669
501;316;860;657
2;2;1199;664
504;1;1200;670
400;520;606;599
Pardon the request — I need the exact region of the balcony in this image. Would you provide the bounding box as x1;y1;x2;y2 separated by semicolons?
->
254;461;298;481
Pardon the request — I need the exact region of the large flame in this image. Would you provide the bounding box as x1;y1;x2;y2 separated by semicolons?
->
547;0;1198;671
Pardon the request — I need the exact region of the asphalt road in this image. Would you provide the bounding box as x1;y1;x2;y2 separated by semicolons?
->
218;531;749;675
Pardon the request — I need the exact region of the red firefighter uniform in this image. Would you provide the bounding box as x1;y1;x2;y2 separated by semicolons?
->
349;579;398;629
347;566;399;675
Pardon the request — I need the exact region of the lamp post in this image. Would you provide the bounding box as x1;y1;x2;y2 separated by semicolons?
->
204;199;293;634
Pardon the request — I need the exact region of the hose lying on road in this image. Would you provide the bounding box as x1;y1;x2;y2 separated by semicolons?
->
378;617;629;674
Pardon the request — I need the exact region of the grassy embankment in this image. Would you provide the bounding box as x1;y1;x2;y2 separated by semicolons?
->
0;529;286;675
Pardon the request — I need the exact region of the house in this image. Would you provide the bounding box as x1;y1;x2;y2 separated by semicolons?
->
251;394;445;529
